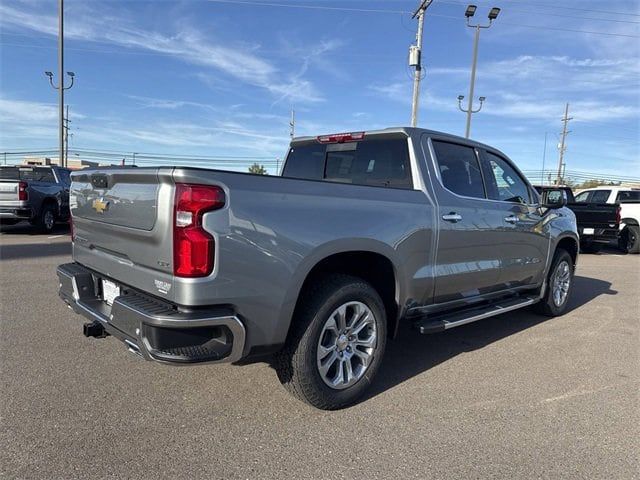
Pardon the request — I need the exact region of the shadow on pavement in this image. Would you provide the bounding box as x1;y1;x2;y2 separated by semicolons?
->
364;275;617;402
0;222;70;236
0;241;71;260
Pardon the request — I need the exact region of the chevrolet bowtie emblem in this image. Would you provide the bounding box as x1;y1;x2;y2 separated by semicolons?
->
92;198;110;214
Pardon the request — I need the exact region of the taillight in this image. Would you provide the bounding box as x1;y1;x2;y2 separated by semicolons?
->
173;183;225;277
616;205;621;225
18;181;28;201
317;132;365;143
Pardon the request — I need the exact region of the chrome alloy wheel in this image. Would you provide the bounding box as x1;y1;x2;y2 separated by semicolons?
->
551;260;571;307
44;210;55;230
316;301;377;390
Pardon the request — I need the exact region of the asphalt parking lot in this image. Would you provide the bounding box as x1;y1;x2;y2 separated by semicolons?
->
1;224;638;479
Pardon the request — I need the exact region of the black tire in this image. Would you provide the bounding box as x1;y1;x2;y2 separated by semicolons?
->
619;225;640;254
274;274;387;410
534;248;574;317
33;204;57;233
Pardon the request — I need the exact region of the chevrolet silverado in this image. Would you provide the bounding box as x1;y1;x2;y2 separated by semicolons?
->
57;128;578;409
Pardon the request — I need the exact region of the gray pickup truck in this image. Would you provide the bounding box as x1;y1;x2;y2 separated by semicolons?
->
57;128;578;409
0;165;71;232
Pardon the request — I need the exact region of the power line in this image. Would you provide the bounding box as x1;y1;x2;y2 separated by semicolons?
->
448;0;640;18
204;0;640;38
436;0;640;24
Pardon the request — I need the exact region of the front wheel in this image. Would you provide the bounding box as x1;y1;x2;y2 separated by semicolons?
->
275;275;387;410
534;248;574;317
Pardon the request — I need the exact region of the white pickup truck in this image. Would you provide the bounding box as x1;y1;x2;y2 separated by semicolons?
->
573;186;640;253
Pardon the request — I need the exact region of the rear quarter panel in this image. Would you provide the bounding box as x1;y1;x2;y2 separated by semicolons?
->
171;168;435;352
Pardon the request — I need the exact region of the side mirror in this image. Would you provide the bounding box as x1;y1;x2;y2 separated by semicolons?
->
541;188;567;209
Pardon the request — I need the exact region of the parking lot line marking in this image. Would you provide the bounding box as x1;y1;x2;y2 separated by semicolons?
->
48;235;64;239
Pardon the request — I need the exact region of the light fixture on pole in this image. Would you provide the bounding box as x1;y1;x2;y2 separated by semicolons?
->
45;71;75;168
458;4;500;138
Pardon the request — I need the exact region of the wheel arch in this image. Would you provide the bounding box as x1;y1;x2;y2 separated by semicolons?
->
40;196;60;216
556;235;579;267
282;243;403;341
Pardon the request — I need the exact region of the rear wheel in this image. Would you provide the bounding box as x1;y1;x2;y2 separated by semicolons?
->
534;248;574;317
275;275;387;410
619;225;640;254
33;204;57;233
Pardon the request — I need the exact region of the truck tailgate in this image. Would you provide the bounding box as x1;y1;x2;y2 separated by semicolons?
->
568;202;619;229
70;167;176;299
0;180;20;204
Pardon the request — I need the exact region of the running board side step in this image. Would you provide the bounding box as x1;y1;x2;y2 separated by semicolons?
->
413;295;539;334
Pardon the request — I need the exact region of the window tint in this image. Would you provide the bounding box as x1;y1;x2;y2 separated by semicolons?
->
483;152;531;204
0;167;19;180
282;143;325;180
58;169;72;185
283;137;412;189
617;190;640;203
326;138;411;188
590;190;610;203
574;191;590;203
432;141;485;199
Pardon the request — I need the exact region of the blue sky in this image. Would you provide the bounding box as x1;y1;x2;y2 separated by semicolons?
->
0;0;638;177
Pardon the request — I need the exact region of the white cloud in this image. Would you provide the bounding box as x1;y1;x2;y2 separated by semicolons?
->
371;53;640;124
0;98;85;145
0;2;325;104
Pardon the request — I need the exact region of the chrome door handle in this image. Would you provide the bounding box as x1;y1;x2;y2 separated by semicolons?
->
504;215;519;224
442;213;462;223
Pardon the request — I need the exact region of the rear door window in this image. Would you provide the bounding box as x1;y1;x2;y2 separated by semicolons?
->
283;136;412;189
616;190;640;203
431;140;485;199
482;152;531;204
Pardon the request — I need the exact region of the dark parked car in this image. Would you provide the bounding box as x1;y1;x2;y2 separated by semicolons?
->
0;165;71;232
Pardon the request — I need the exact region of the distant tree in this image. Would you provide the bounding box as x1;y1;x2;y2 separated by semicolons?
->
575;179;620;189
248;163;267;175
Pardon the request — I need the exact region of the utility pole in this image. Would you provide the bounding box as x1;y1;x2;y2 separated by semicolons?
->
409;0;433;127
556;103;572;185
541;132;548;186
458;5;500;138
289;109;295;139
63;105;70;166
44;0;74;168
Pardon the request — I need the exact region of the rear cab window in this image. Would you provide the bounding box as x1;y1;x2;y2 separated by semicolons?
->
283;134;413;189
0;167;56;182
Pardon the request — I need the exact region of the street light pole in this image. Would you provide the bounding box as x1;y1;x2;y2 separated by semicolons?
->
465;24;481;138
45;0;74;168
458;5;500;138
409;0;433;127
58;0;64;167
